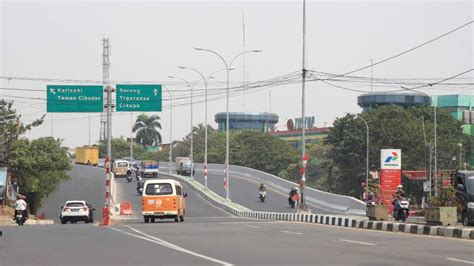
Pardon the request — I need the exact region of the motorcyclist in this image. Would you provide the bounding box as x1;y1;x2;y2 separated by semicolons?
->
392;185;406;217
288;187;299;205
259;183;266;192
14;195;28;220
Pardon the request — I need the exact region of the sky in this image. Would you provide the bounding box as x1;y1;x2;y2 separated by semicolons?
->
1;0;473;148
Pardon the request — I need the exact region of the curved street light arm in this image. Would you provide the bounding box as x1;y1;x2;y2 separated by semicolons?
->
194;48;229;71
229;50;263;69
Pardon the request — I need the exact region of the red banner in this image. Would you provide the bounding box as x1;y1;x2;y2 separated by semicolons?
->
379;169;401;206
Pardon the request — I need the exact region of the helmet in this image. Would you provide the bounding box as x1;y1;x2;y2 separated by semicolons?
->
397;185;403;189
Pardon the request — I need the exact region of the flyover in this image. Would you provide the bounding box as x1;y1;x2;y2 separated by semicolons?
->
159;162;366;216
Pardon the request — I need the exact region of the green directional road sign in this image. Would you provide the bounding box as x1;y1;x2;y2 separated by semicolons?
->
47;85;104;113
116;84;162;112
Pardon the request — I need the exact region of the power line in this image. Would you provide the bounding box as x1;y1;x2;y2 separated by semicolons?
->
309;20;473;80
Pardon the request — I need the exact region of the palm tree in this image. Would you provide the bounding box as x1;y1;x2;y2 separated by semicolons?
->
132;114;162;147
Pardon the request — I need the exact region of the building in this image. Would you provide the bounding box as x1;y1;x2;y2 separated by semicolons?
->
358;92;431;110
433;95;474;132
214;112;279;132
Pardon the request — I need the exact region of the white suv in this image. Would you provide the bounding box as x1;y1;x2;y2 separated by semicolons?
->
60;201;93;224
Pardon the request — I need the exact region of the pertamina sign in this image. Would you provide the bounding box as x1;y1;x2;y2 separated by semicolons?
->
47;85;103;113
116;84;162;112
379;149;402;206
381;149;401;170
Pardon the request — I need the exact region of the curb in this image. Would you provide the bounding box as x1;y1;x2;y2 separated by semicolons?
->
243;211;474;240
160;173;251;213
161;172;473;240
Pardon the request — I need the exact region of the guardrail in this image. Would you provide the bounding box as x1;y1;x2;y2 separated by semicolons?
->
159;162;366;216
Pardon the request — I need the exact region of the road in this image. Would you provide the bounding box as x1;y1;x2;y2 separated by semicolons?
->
2;164;474;265
39;164;106;222
160;164;335;215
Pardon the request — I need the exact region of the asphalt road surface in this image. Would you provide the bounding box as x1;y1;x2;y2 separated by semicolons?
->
3;164;474;265
2;217;474;265
39;164;105;222
160;165;334;215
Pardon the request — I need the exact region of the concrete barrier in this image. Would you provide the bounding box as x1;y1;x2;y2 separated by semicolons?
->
162;171;473;240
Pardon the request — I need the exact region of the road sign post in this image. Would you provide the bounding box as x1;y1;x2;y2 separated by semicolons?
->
47;85;103;112
116;84;162;112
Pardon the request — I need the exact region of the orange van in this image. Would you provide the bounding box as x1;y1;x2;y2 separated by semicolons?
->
142;179;187;223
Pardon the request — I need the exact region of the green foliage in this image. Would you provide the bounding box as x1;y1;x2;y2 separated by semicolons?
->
8;137;71;213
132;114;162;146
171;125;299;176
317;105;470;198
0;100;44;165
231;131;299;176
98;137;153;160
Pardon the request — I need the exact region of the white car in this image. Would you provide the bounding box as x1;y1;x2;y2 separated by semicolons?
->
60;201;94;224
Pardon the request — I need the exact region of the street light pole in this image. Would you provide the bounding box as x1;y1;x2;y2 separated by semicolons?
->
195;47;262;201
357;114;369;199
179;66;209;187
169;75;193;179
401;86;436;196
164;86;173;174
458;143;463;170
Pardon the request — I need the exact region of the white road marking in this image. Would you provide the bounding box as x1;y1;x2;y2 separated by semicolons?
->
446;258;474;265
339;239;376;246
109;226;233;266
243;225;260;229
185;216;235;220
280;230;303;235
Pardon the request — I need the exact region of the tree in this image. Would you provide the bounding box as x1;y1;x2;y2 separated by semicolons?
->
171;127;299;176
8;137;71;213
0;100;44;166
231;131;299;176
98;137;151;160
132;114;162;146
320;105;471;198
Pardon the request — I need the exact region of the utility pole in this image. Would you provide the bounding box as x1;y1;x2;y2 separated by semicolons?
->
88;114;91;146
370;59;373;92
434;106;437;196
102;38;112;224
242;13;246;111
299;0;307;210
130;113;133;160
50;114;54;137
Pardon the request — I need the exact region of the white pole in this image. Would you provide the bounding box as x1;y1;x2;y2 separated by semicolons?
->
88;114;91;146
164;86;173;174
434;106;437;196
300;0;307;209
130;113;133;160
194;48;262;201
179;67;209;187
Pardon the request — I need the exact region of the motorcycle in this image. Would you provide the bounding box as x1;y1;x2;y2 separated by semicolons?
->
259;190;267;202
14;210;26;226
289;194;299;209
126;174;133;183
393;197;410;222
137;178;144;194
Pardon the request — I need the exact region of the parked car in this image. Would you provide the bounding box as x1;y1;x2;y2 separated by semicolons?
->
60;201;95;224
453;171;474;226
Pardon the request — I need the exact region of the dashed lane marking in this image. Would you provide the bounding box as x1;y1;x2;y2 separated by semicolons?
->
339;239;376;246
446;258;474;265
280;230;303;235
